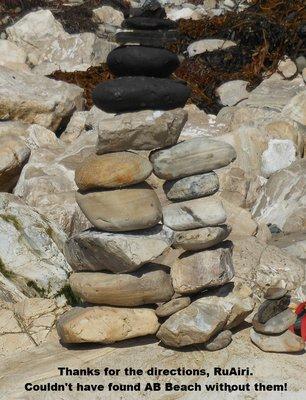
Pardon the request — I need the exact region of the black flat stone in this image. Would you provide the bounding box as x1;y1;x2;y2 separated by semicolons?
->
115;30;180;47
92;77;191;113
122;17;178;30
129;0;166;19
107;46;180;77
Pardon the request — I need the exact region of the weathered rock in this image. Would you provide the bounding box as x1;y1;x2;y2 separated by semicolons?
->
115;30;179;47
0;193;71;299
76;183;162;231
216;80;249;106
163;172;219;201
57;306;159;344
107;45;180;77
171;243;234;294
271;232;306;261
0;39;28;72
278;58;297;78
250;329;304;353
257;296;291;324
204;330;232;351
282;91;306;126
92;77;190;113
64;225;173;273
187;39;236;57
0;274;26;303
253;309;296;334
222;199;258;239
252;160;306;234
96;108;187;154
156;299;228;347
163;197;227;231
150;137;236;180
155;297;191;318
70;265;173;306
0;66;83;131
93;6;124;27
264;287;288;300
130;0;166;19
173;225;231;251
0;135;30;192
122;17;177;30
75;152;152;190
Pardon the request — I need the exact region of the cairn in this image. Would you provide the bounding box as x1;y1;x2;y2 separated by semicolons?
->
57;0;249;350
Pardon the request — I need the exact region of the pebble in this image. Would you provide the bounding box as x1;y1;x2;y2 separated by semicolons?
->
252;309;296;334
155;297;191;318
250;328;304;353
278;58;297;79
163;172;219;201
93;77;190;113
204;330;233;351
76;183;162;232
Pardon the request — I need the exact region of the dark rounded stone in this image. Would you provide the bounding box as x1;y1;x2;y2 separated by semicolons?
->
107;46;180;77
122;17;177;30
92;77;191;113
115;30;179;47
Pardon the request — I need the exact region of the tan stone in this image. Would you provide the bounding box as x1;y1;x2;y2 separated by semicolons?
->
155;297;191;318
76;183;162;231
250;329;304;353
69;265;174;306
75;152;152;190
57;306;160;344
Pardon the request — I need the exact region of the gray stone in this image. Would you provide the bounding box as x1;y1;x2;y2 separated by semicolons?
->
155;297;191;318
69;265;173;306
204;330;232;351
252;309;296;334
96;108;187;154
163;172;219;201
171;243;234;294
64;225;173;273
150;137;236;180
163;197;227;231
216;80;249;106
250;329;304;353
173;225;231;251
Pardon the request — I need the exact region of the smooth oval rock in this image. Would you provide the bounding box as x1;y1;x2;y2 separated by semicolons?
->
122;17;177;30
252;309;296;334
155;297;191;318
250;328;304;353
64;225;174;273
57;306;159;344
75;152;152;190
171;243;234;294
163;197;227;231
92;77;191;113
69;265;174;307
107;46;180;77
204;330;233;351
173;225;231;251
76;183;162;232
150;137;236;180
163;172;219;201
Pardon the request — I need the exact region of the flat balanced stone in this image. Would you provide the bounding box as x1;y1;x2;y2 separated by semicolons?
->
250;328;304;353
155;297;191;318
252;309;296;334
64;225;173;273
173;225;231;251
257;296;291;324
96;109;187;154
57;306;159;344
171;243;234;294
163;172;219;201
92;77;190;113
156;299;228;347
107;46;180;77
75;152;152;190
163;197;227;231
264;287;288;300
150;137;236;180
76;183;162;232
115;30;179;47
69;265;173;307
122;17;177;30
204;330;233;351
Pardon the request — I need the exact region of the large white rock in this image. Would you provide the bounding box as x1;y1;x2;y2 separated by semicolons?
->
64;225;174;273
216;80;249;106
0;193;71;298
0;39;28;72
0;67;84;131
187;39;236;57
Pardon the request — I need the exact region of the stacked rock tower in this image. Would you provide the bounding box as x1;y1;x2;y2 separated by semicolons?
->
57;1;248;350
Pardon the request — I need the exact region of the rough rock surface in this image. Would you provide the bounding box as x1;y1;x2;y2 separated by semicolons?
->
250;329;304;353
76;183;162;232
155;297;191;318
0;39;28;72
216;80;249;106
163;197;227;231
150;137;236;180
171;243;234;294
96;108;187;154
69;265;173;306
57;306;159;344
204;330;233;351
282;91;306;126
64;225;173;273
